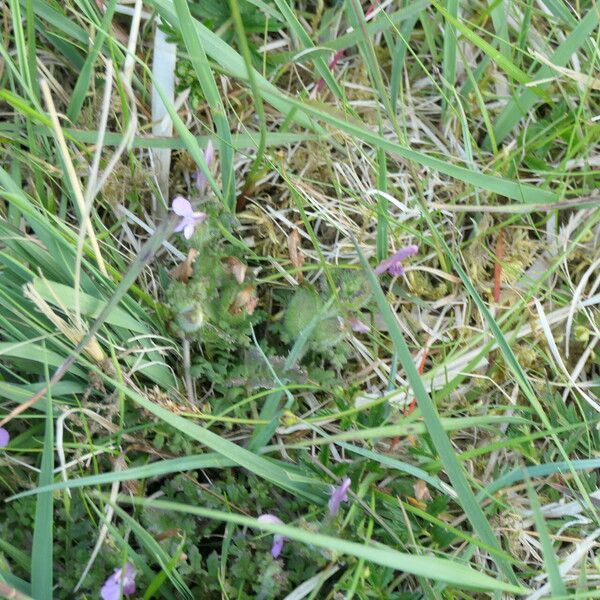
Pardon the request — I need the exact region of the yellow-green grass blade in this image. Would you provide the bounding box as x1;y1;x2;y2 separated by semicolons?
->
272;0;345;99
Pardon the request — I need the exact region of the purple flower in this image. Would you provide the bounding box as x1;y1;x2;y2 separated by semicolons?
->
195;140;215;195
374;245;418;277
172;196;207;240
328;477;351;516
0;427;9;448
347;316;370;333
257;514;285;558
100;563;136;600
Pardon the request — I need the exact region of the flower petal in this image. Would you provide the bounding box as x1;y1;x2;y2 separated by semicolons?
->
373;258;393;275
204;140;215;168
100;563;136;600
172;196;193;217
271;535;285;558
195;171;208;194
374;244;418;276
258;513;283;526
100;574;120;600
0;427;10;448
183;223;195;240
388;263;405;277
195;142;215;194
391;244;419;262
258;514;286;558
328;476;352;516
121;563;136;595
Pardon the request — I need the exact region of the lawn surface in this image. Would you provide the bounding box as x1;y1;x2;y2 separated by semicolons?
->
1;0;600;598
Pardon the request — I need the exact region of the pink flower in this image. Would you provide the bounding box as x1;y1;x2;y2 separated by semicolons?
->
172;196;207;240
195;140;215;195
374;245;418;277
0;427;9;448
100;562;136;600
328;477;351;516
257;514;285;558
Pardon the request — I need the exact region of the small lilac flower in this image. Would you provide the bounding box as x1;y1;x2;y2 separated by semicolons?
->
347;316;370;333
374;245;418;277
195;140;215;195
100;562;136;600
258;514;285;558
0;427;9;448
328;477;351;517
172;196;207;240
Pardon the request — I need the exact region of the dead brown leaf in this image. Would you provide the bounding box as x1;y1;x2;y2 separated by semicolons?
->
223;256;247;284
229;284;258;315
413;479;431;502
170;248;199;283
288;229;305;282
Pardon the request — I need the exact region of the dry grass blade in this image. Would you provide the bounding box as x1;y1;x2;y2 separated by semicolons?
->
40;79;107;277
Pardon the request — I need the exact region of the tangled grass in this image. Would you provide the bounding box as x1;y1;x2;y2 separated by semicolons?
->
1;0;600;598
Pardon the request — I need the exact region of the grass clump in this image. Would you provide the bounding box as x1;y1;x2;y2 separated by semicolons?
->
0;0;600;598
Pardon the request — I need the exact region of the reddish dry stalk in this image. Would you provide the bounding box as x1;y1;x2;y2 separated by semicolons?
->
389;343;430;450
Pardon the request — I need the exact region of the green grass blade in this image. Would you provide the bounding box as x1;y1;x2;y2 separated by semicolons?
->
526;480;567;596
110;503;194;599
418;208;594;515
488;0;511;58
173;0;235;208
228;0;268;186
6;415;526;501
271;0;345;99
484;459;600;497
354;242;519;585
488;9;599;146
117;496;526;594
60;128;317;150
248;296;335;451
375;146;388;262
150;0;318;131
274;1;431;63
98;371;323;503
432;0;549;99
388;12;419;114
280;94;558;203
6;453;234;501
66;0;117;122
30;356;54;600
